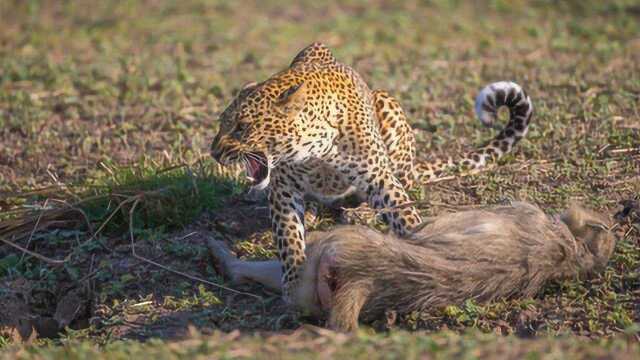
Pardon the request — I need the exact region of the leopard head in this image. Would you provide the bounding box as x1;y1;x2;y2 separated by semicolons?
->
210;78;310;190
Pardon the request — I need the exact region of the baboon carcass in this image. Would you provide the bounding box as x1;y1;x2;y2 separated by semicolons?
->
209;202;615;331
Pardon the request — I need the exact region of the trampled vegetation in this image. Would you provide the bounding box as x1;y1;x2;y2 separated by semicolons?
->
0;0;639;358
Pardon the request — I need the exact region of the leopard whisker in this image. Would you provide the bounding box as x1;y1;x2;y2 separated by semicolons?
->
246;152;269;167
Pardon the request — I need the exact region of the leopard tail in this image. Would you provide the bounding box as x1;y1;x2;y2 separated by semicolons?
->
415;81;534;183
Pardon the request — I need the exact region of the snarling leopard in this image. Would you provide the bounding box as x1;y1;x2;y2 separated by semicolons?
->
210;42;533;303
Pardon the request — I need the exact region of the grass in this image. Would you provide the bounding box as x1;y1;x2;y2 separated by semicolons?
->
81;160;241;231
2;328;640;359
0;0;639;357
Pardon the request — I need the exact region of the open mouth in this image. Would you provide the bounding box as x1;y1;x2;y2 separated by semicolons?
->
244;152;270;189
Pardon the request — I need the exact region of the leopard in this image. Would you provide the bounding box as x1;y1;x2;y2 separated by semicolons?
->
210;42;534;303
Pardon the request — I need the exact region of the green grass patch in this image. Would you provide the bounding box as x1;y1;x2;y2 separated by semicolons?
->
81;160;242;233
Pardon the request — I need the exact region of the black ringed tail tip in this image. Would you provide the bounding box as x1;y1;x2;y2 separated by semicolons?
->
474;81;533;137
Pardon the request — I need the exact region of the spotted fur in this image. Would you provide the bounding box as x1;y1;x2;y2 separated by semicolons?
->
210;42;533;303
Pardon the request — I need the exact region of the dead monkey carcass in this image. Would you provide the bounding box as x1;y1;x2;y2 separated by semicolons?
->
208;202;615;331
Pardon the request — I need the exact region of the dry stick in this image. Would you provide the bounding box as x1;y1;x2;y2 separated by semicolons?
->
36;198;100;253
47;198;112;253
126;196;265;309
0;184;71;200
609;147;640;155
1;193;144;269
0;201;94;266
19;198;50;263
48;198;96;235
81;195;137;246
0;236;68;266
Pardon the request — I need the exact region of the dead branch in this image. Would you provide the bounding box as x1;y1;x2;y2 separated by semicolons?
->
126;196;266;308
0;236;69;266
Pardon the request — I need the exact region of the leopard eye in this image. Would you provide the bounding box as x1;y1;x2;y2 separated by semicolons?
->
234;121;250;134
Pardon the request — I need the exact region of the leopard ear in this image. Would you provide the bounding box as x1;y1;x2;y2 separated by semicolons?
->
275;82;307;113
236;81;259;96
241;81;259;91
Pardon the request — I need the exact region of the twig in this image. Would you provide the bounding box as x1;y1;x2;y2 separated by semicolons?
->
609;147;640;155
20;198;49;263
46;198;109;252
423;175;457;184
48;198;95;236
155;163;188;174
598;144;611;154
0;236;68;266
126;196;265;309
131;301;153;307
175;231;198;242
82;196;137;246
1;196;111;270
1;193;134;267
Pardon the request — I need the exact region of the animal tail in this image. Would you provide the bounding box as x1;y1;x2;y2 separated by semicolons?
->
415;81;534;183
